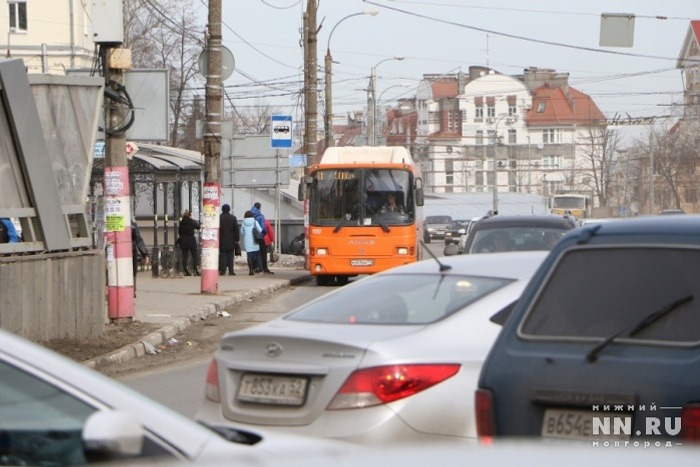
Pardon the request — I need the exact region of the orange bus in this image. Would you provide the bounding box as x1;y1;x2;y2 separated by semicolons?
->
301;146;425;286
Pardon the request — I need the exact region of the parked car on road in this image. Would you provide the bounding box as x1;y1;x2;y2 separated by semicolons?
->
0;328;351;466
196;251;548;445
422;215;452;243
444;219;471;245
445;213;578;255
477;216;700;444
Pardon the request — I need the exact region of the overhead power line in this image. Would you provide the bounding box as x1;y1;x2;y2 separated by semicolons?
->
363;0;681;62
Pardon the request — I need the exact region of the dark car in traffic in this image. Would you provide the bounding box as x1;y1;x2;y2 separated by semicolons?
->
443;219;471;245
476;215;700;444
422;215;452;243
444;213;577;255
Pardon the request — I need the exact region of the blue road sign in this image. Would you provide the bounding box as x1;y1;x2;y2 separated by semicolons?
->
289;154;307;167
271;115;293;148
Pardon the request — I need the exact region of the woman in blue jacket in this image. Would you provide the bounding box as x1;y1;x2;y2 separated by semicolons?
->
240;211;263;276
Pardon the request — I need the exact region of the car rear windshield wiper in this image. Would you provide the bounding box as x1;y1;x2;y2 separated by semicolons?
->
586;294;693;363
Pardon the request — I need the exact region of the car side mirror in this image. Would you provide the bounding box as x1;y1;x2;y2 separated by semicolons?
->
83;410;145;459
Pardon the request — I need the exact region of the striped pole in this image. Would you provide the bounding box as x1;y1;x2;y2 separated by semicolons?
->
200;183;220;293
104;166;134;321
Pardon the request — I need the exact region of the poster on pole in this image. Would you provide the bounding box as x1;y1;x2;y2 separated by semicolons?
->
270;115;293;148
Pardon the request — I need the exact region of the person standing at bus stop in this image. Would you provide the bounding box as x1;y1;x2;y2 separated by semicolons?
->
218;204;239;276
178;209;201;276
251;202;268;273
240;211;262;276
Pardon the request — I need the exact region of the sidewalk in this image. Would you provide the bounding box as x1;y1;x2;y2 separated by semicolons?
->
84;255;309;369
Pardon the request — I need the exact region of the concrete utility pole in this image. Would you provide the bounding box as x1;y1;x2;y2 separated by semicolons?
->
103;44;134;323
201;0;223;294
304;0;318;167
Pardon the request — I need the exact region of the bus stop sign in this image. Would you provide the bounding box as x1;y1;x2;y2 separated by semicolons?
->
271;115;292;148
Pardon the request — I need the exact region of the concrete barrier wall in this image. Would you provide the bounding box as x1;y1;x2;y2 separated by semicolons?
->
0;251;105;341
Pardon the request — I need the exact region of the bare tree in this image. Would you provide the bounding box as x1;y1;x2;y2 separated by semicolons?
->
643;121;700;211
576;125;620;208
225;98;281;135
123;0;204;147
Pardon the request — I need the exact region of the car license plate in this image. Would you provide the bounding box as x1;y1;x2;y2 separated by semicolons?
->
541;408;630;441
237;374;308;406
350;259;374;266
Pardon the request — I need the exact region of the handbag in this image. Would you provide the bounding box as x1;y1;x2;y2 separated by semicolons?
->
234;243;241;257
269;243;279;263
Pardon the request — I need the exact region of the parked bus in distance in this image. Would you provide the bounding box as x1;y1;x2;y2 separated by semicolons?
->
299;146;424;286
549;192;591;219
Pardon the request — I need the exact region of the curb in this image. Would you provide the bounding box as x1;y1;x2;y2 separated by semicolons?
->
83;273;311;369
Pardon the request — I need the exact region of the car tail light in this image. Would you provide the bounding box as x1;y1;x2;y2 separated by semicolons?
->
681;404;700;441
205;359;220;402
327;364;460;410
475;388;496;441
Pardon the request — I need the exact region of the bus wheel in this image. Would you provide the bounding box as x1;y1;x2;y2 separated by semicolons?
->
336;275;349;286
316;275;330;286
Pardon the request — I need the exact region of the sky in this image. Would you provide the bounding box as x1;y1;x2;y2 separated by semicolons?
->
192;0;698;146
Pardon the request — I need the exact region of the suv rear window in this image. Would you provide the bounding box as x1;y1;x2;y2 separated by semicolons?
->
426;216;451;224
520;247;700;344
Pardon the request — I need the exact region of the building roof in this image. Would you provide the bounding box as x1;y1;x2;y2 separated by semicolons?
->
526;84;606;125
676;20;700;69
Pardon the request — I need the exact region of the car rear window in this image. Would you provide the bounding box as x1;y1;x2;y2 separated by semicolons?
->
467;227;568;254
286;273;512;325
426;216;451;224
520;247;700;343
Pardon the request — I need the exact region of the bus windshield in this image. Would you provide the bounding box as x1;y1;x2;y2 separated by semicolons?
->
309;168;414;227
553;196;585;209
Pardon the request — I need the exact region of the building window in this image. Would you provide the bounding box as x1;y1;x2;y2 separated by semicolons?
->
9;1;27;32
445;160;454;185
447;110;460;132
542;155;562;168
429;112;440;125
542;128;561;144
476;130;484;145
487;130;496;145
508;129;516;144
487;106;495;118
475;106;483;119
537;101;546;113
543;180;563;196
508;105;517;116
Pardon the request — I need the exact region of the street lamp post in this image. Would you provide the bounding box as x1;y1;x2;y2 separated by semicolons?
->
324;10;378;150
368;56;404;146
492;114;510;212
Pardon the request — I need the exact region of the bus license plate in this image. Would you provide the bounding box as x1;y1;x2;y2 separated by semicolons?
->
350;259;374;266
237;374;308;406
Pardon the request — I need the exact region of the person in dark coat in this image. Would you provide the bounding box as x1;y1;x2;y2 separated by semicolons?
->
178;209;201;276
218;204;239;276
131;220;149;298
251;202;268;273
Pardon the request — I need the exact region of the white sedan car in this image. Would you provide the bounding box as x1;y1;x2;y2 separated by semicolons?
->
0;328;354;465
196;251;547;445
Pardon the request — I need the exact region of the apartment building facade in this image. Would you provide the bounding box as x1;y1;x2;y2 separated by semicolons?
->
386;66;607;202
2;0;94;74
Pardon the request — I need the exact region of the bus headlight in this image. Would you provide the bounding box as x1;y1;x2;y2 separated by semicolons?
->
397;247;409;255
316;248;328;256
314;264;323;272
